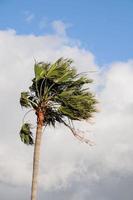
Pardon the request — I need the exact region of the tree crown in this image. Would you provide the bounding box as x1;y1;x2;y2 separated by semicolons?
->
19;58;97;145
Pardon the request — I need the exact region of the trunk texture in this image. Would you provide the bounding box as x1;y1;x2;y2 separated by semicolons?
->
31;111;44;200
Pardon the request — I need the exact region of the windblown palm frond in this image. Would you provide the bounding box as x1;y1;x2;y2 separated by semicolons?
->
20;92;31;108
20;123;34;145
44;107;64;127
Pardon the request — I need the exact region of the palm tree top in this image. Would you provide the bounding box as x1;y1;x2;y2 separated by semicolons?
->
19;57;97;145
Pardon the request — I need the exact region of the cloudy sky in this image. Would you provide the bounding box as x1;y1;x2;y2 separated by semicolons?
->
0;0;133;200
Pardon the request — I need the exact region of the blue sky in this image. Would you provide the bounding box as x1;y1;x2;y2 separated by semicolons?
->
0;0;133;64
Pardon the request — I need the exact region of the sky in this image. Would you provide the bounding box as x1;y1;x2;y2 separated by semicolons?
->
0;0;133;64
0;1;133;200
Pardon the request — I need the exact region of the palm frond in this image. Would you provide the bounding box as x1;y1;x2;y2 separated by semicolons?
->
34;63;46;81
19;123;34;145
46;58;76;83
20;92;31;108
55;88;97;120
61;119;95;145
44;107;64;127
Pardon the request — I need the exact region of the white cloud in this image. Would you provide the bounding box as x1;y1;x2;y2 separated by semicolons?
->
94;60;133;174
0;29;133;199
51;20;72;36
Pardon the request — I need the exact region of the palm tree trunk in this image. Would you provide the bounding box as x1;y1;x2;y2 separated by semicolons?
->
31;111;44;200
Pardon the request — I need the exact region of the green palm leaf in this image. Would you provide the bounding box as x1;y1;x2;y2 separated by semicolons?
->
20;123;34;145
20;92;31;108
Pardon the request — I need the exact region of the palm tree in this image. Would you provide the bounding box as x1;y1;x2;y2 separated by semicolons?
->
19;58;97;200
